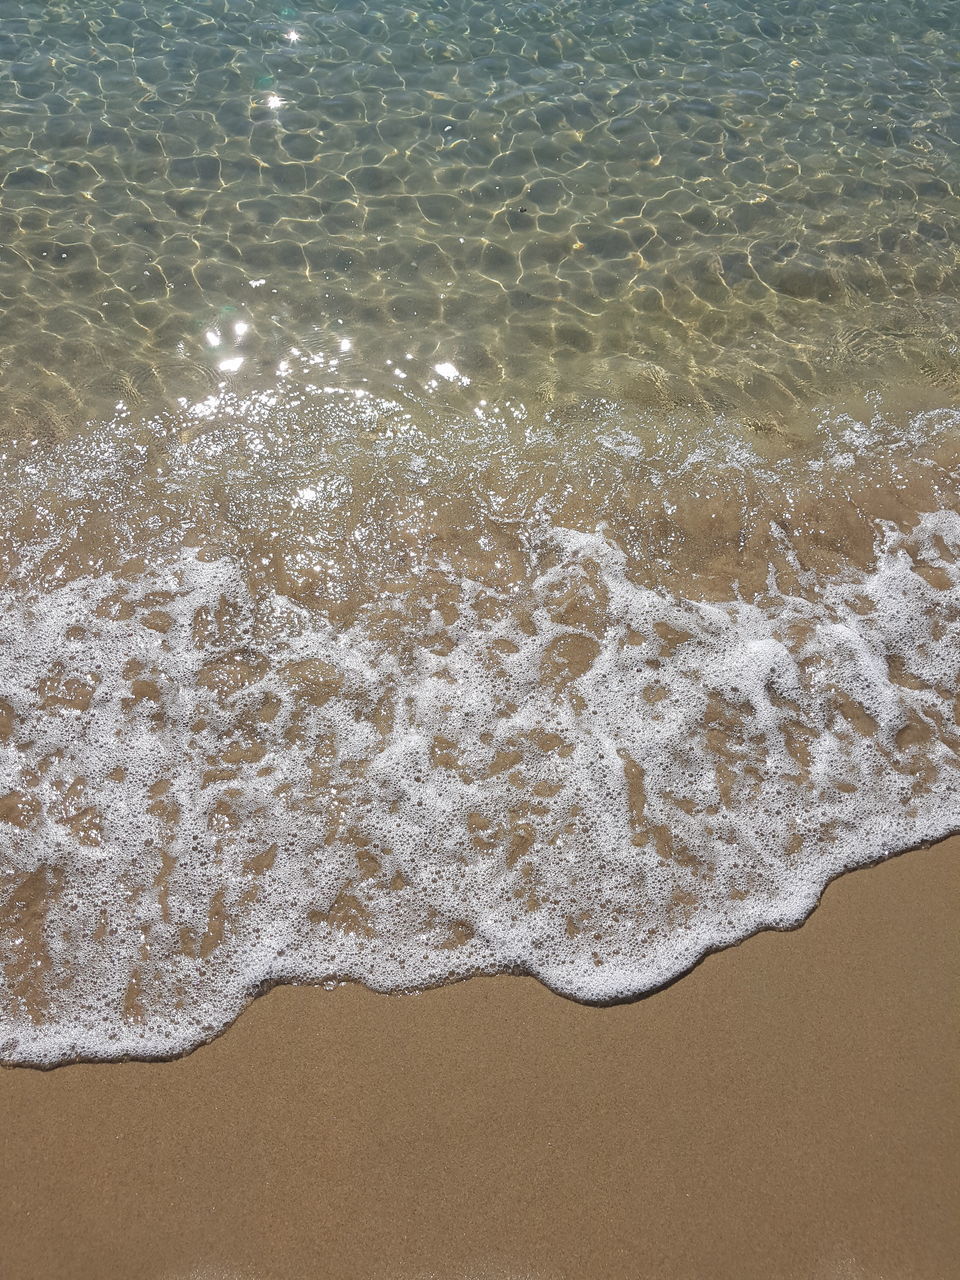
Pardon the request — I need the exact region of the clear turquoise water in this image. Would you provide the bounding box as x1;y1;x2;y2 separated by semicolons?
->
2;0;959;436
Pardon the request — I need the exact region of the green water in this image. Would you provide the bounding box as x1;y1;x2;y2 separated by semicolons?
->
1;0;959;442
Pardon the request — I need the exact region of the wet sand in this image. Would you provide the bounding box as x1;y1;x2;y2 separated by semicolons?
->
1;834;957;1280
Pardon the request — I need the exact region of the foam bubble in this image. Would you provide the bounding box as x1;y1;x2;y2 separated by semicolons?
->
1;493;958;1064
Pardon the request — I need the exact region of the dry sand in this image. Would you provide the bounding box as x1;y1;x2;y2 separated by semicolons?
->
1;834;957;1280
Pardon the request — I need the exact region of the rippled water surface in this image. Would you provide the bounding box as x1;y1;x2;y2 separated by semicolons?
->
2;0;960;431
2;1;960;1064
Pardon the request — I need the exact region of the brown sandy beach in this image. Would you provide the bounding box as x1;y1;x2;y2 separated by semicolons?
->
1;833;957;1280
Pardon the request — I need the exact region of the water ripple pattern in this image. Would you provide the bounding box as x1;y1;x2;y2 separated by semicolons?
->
1;0;959;431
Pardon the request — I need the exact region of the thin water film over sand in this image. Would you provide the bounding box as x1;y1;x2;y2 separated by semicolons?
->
1;0;959;1063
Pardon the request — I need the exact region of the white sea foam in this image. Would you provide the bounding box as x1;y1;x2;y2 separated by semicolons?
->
1;503;958;1064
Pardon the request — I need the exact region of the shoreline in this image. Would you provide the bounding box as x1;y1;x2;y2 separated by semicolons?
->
9;823;958;1071
5;451;959;1064
2;833;957;1279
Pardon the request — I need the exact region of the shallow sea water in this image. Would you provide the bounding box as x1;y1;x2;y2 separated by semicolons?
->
1;0;959;1064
